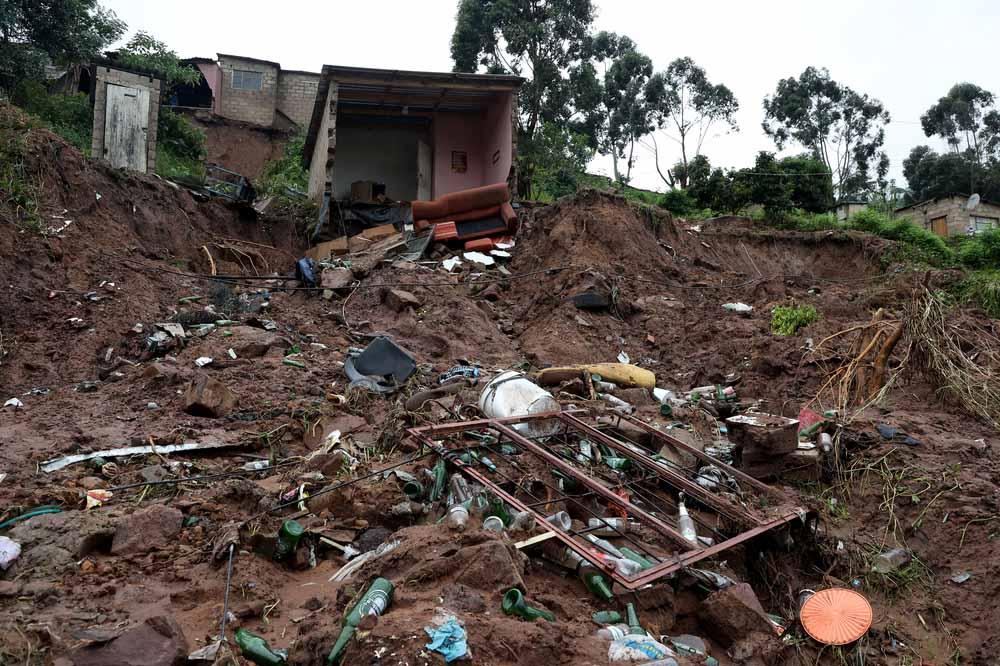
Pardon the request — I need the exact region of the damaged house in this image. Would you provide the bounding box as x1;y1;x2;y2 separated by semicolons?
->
302;65;521;212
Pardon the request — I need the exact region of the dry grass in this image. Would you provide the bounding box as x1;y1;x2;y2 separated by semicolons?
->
908;289;1000;430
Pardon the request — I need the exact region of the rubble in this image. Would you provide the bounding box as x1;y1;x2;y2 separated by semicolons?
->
182;374;237;417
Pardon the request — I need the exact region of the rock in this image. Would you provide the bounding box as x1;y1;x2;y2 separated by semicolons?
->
139;465;171;483
730;631;785;665
66;615;187;666
182;374;236;418
321;267;354;291
614;387;656;406
453;540;526;592
9;511;118;575
571;290;611;310
698;582;774;648
111;505;183;555
233;328;283;358
478;283;503;302
383;288;421;312
302;414;369;448
79;476;105;490
442;583;486;613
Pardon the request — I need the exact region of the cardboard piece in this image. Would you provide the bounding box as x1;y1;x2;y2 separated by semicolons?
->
305;238;349;261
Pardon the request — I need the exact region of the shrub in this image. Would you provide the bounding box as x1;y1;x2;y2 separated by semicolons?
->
957;228;1000;269
771;304;819;336
659;188;697;216
780;209;840;232
847;209;954;267
157;108;205;163
960;270;1000;318
12;80;92;153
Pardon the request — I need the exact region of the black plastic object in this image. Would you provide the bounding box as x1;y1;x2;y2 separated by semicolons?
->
296;258;318;288
345;336;416;393
571;290;611;310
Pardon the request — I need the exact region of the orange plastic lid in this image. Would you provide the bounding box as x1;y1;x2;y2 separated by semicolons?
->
800;588;872;645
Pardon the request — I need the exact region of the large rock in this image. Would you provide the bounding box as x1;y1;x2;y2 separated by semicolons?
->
8;511;118;576
321;267;354;291
383;288;421;312
698;583;774;648
66;615;188;666
111;505;183;555
182;374;236;417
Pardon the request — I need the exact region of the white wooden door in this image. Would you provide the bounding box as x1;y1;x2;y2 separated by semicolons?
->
104;84;150;172
416;138;432;200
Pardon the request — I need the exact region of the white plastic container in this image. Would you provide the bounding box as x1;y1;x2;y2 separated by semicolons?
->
479;371;561;438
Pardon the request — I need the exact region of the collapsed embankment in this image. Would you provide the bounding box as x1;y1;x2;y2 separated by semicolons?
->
2;106;999;665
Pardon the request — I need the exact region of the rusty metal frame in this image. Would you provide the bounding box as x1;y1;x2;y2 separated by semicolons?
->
405;412;805;589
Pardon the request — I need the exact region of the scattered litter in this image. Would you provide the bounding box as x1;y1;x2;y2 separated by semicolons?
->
438;365;480;384
490;249;511;259
617;350;631;364
329;540;400;582
950;571;972;584
195;357;213;367
722;302;753;314
235;627;288;665
424;613;469;662
442;257;462;272
0;536;21;570
283;358;306;369
502;588;555;622
799;588;872;645
345;336;416;393
3;397;24;410
462;251;495;267
607;635;675;661
85;489;112;509
479;371;560;438
41;439;238;473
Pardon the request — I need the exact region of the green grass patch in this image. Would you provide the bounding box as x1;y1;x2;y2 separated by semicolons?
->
771;304;819;336
959;270;1000;317
12;80;92;154
0;103;43;232
957;228;1000;269
578;173;663;207
846;209;954;267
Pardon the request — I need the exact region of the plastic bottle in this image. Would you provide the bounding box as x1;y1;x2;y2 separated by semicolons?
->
597;624;631;641
326;578;394;665
235;628;286;666
273;520;304;561
479;371;561;438
872;547;911;573
446;504;470;530
676;493;698;546
818;433;833;453
598;393;635;414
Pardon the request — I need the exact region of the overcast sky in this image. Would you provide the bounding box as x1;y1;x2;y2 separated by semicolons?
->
102;0;1000;193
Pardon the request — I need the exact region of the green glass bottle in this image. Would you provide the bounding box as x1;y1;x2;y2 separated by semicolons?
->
326;577;394;665
592;610;623;625
561;548;613;601
619;547;655;570
478;454;498;473
626;602;644;635
604;457;631;471
428;459;447;502
402;479;425;501
486;495;512;526
501;588;555;622
273;520;304;561
234;628;286;666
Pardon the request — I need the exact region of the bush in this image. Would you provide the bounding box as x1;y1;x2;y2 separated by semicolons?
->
259;133;309;198
957;228;1000;269
659;188;697;216
960;270;1000;318
771;304;819;336
157;108;205;162
12;80;92;153
779;210;840;232
846;209;954;266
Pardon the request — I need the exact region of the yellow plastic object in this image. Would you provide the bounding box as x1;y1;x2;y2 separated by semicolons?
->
535;363;655;389
800;588;872;646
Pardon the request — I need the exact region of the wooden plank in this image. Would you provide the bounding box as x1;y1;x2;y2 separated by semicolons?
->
104;84;149;172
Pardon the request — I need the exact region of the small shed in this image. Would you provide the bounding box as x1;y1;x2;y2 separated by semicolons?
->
894;193;1000;237
834;199;868;222
90;63;162;173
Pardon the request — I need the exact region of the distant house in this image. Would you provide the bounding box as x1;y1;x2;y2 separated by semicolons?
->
834;199;868;222
302;64;522;203
894;193;1000;237
176;54;320;130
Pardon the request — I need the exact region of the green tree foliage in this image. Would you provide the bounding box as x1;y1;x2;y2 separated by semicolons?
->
778;154;834;213
0;0;124;92
763;67;889;198
11;79;92;151
644;57;738;188
957;228;1000;269
581;32;654;183
901;145;1000;203
658;188;698;216
523;121;590;200
115;31;200;87
921;83;1000;164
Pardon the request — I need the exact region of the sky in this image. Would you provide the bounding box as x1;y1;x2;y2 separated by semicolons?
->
100;0;1000;193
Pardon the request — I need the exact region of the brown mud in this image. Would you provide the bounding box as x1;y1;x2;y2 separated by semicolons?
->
1;105;998;665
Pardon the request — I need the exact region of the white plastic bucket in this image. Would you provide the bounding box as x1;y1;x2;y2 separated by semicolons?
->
479;370;561;438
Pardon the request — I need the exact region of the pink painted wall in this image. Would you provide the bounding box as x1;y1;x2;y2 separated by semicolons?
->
481;91;513;186
430;92;514;198
432;111;483;198
197;62;222;114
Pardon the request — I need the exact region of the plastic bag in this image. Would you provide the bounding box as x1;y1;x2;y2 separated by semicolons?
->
0;536;21;570
607;636;675;662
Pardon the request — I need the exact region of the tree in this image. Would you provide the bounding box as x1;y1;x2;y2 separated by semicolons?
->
115;31;200;87
921;83;1000;164
778;154;834;213
0;0;124;92
583;32;654;183
523;121;590;200
644;57;739;188
902;145;1000;203
762;67;890;198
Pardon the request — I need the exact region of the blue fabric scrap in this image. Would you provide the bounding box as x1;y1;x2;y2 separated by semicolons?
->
424;618;468;663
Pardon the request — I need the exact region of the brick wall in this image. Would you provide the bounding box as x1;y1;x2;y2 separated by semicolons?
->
276;72;320;128
91;66;161;173
308;83;338;200
895;197;1000;236
217;56;278;126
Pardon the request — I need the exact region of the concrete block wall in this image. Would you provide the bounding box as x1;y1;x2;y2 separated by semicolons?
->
277;72;320;128
91;66;161;173
217;56;279;127
896;198;1000;236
